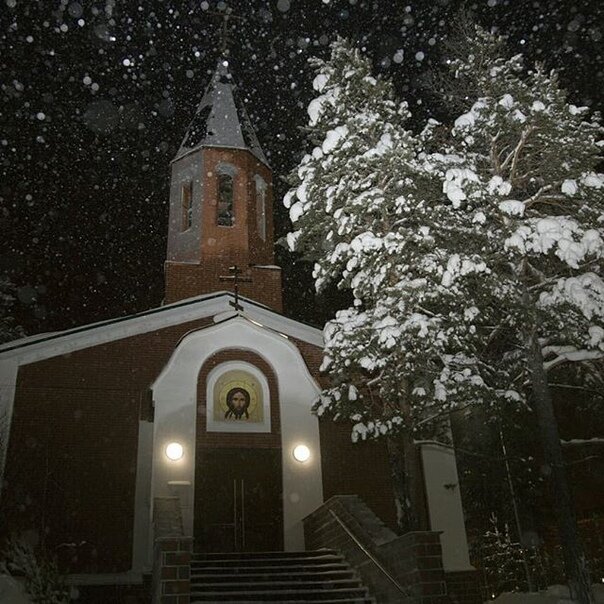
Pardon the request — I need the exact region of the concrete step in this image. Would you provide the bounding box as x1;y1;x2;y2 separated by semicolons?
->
190;549;374;603
193;549;339;561
191;562;351;575
191;578;363;592
193;553;341;564
189;587;371;601
191;600;376;604
191;569;357;582
191;554;344;568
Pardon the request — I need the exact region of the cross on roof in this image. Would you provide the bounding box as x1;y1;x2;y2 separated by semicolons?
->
206;8;246;55
219;265;252;311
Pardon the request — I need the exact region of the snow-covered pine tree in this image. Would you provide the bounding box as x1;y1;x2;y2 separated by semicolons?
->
480;514;527;596
285;38;510;532
433;25;603;603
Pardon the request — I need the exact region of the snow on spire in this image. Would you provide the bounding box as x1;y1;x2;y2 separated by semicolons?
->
174;58;268;165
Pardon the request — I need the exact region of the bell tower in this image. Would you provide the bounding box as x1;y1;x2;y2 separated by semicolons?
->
165;59;282;311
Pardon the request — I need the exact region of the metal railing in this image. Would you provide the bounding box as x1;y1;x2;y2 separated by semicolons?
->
328;509;412;598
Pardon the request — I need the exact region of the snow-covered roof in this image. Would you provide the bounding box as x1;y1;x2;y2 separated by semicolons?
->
0;292;323;363
174;59;268;166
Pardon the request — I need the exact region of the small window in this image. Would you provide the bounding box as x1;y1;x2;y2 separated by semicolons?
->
217;172;234;226
181;181;193;230
255;176;267;241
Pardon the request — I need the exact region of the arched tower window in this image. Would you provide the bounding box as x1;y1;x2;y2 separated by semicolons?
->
217;167;235;227
254;175;267;241
181;181;193;230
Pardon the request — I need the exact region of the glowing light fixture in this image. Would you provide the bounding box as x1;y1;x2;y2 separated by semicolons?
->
165;442;184;461
293;444;311;463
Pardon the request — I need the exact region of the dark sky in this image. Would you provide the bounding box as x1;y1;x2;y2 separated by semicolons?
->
1;0;602;335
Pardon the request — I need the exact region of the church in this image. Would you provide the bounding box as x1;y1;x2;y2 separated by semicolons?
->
0;60;480;603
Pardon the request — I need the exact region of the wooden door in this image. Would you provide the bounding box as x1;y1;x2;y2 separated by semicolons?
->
194;448;283;552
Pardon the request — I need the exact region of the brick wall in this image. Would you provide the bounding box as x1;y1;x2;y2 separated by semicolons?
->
195;349;281;450
304;495;448;604
1;315;320;573
71;581;151;604
165;260;282;311
1;317;212;573
445;570;483;604
152;497;192;604
197;148;275;267
290;337;400;532
153;538;192;604
317;420;399;533
165;145;283;311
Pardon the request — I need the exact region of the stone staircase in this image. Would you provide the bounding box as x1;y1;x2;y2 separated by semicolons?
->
189;549;376;603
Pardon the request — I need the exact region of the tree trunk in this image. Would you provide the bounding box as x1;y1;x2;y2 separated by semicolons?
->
386;433;424;534
526;330;593;603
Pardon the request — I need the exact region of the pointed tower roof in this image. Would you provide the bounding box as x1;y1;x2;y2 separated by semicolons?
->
174;59;268;165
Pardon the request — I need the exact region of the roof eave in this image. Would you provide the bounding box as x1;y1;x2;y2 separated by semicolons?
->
171;142;269;166
0;292;323;358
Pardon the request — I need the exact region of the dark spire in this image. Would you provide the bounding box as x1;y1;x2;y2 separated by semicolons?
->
174;59;268;166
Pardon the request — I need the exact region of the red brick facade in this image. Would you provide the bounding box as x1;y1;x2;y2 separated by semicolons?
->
196;349;281;450
193;341;398;535
153;537;193;604
165;261;282;312
1;308;398;575
2;317;211;573
444;570;483;604
165;146;282;311
292;336;398;531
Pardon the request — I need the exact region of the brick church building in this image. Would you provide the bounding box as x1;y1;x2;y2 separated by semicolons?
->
0;60;480;603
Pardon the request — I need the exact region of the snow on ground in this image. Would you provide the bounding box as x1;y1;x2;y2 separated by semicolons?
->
0;575;30;603
491;584;604;604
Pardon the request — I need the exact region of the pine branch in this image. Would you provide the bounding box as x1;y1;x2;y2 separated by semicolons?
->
490;132;503;175
565;455;603;466
414;401;474;428
521;184;553;209
549;383;604;396
366;371;384;387
501;125;536;184
527;274;563;292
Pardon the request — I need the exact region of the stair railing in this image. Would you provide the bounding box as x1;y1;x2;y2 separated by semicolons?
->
329;509;412;598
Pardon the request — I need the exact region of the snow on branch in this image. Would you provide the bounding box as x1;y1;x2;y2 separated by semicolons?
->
560;438;604;446
542;346;603;372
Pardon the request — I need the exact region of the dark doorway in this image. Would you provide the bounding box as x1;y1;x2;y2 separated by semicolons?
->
194;448;283;552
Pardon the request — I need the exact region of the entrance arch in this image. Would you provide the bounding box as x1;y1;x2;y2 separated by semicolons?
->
195;353;282;552
151;316;323;551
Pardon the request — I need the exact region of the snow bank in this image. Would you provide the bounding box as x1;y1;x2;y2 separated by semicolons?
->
491;584;604;604
0;575;31;604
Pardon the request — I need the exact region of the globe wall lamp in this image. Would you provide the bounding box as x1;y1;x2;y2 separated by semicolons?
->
165;442;184;461
293;444;311;463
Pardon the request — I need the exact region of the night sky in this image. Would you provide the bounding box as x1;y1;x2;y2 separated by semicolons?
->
1;0;602;336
